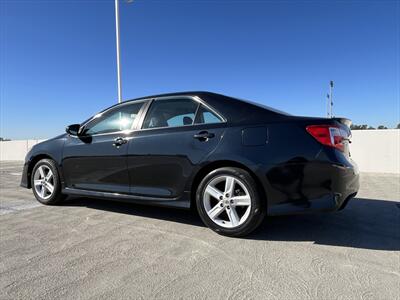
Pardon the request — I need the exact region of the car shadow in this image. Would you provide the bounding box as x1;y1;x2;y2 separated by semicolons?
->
63;197;205;227
62;197;400;251
252;198;400;251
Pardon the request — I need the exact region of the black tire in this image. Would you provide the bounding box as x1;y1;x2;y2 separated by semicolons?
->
31;159;66;205
196;167;265;237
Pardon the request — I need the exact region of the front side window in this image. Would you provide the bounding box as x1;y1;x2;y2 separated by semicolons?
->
142;98;198;129
194;105;224;124
83;101;144;135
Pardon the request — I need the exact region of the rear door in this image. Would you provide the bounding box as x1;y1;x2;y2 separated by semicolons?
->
62;101;146;194
127;96;226;199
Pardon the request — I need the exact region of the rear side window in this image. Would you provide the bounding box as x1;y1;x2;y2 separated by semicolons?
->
194;105;223;124
142;98;198;129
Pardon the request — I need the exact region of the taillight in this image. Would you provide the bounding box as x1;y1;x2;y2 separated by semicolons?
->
306;125;346;152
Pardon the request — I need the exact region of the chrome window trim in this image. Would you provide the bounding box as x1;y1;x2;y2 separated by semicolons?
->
139;95;226;131
76;99;150;137
193;102;201;125
192;96;227;123
71;95;226;138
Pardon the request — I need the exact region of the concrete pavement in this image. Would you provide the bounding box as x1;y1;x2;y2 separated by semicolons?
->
1;161;399;299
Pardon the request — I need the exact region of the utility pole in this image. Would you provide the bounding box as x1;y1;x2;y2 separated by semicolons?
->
329;80;334;118
114;0;122;103
326;93;330;118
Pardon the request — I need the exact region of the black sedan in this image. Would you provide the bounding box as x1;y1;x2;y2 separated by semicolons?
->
21;92;359;237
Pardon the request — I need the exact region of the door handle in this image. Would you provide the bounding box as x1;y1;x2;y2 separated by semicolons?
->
113;137;128;147
193;131;215;141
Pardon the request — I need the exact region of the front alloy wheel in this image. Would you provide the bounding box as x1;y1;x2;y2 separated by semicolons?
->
33;165;55;200
196;167;265;237
31;159;65;205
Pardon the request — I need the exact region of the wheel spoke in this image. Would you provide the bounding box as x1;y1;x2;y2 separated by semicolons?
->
34;180;42;186
207;202;224;219
203;174;252;229
45;170;53;181
40;186;45;198
231;195;251;206
45;183;54;194
38;166;45;179
226;207;240;226
205;185;223;200
224;176;235;195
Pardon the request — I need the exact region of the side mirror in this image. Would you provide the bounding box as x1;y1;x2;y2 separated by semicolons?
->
66;124;81;136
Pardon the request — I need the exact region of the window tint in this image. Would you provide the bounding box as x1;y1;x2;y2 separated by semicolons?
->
143;98;198;129
194;105;223;124
84;102;144;135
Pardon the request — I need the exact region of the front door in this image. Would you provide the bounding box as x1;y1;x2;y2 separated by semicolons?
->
62;100;146;194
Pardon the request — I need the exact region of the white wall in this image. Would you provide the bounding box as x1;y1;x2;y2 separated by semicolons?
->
0;130;399;173
0;140;45;161
350;129;399;174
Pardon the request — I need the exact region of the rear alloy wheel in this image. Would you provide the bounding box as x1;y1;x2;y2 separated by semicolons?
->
31;159;65;205
196;167;265;237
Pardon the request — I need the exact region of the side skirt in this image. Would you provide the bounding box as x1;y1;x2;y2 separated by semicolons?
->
62;187;191;209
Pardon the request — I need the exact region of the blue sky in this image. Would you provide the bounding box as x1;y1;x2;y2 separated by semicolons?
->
1;0;399;139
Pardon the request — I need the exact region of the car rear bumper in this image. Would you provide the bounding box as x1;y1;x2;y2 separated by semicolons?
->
266;160;360;216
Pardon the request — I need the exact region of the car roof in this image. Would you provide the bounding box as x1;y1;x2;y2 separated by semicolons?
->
130;91;218;101
117;91;290;125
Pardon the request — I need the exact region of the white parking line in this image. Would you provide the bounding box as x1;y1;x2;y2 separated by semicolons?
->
0;166;23;170
0;203;42;215
10;172;22;176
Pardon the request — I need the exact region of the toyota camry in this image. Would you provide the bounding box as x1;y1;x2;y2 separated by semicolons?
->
21;91;359;237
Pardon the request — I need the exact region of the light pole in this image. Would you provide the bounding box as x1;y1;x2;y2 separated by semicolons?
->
326;93;330;118
329;80;334;118
114;0;122;103
326;81;334;118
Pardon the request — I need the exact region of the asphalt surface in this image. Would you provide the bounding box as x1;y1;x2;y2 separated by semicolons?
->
0;161;399;300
